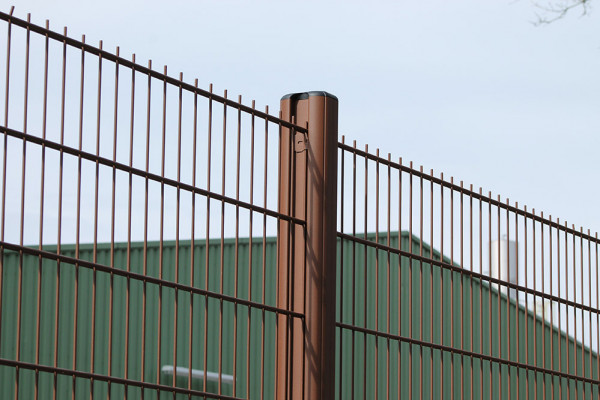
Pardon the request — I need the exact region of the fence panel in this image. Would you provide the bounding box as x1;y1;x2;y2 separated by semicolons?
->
2;6;600;400
0;8;306;400
336;138;600;399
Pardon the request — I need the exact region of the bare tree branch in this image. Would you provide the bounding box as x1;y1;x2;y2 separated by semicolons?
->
532;0;592;24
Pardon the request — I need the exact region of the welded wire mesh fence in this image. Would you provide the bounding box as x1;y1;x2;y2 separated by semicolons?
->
336;138;600;399
0;8;306;400
1;6;600;400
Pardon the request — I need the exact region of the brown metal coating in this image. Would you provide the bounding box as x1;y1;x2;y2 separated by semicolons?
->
335;322;600;385
125;53;136;400
1;358;244;400
14;13;31;400
0;7;13;372
419;166;423;400
187;78;198;397
335;144;600;399
106;45;120;400
219;89;228;395
440;172;444;399
450;176;454;400
375;149;380;400
409;162;413;400
204;83;213;393
156;64;167;395
338;136;346;400
2;11;600;399
277;93;338;400
140;59;152;400
398;156;403;400
261;105;269;400
363;144;368;400
35;18;50;400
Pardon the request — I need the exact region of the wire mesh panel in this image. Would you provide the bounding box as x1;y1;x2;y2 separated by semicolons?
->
336;137;600;399
0;8;306;400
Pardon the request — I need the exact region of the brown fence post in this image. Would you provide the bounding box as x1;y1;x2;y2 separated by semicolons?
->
277;92;338;400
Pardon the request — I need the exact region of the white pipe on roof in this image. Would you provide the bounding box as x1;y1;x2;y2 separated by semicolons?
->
161;365;234;385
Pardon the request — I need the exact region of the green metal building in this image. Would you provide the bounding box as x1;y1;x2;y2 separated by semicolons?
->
0;232;597;399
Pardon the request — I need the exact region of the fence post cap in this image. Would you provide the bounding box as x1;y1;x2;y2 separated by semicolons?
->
281;91;338;101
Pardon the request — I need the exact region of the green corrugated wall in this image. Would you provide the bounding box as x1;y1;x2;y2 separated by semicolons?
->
1;237;278;399
336;232;599;399
1;232;597;399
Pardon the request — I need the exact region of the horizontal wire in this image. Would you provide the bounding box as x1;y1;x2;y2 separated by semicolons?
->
336;322;600;386
0;10;307;134
0;125;306;227
0;240;305;319
337;231;600;316
338;142;600;243
0;357;244;400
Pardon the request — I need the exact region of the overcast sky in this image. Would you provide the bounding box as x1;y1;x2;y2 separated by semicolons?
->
6;0;600;235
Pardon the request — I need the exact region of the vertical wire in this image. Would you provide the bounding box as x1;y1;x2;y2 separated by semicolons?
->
582;228;587;398
408;161;413;400
140;59;152;400
362;144;368;400
506;199;511;400
459;182;464;400
155;65;168;398
563;220;570;399
186;78;198;398
71;32;86;400
397;157;403;400
541;211;549;399
15;13;32;400
551;218;557;399
245;99;255;400
557;217;563;398
124;53;135;400
54;25;68;400
478;188;483;400
35;18;51;400
275;111;287;400
386;154;392;400
203;83;213;392
218;89;228;395
0;5;15;366
595;233;599;393
496;195;501;400
260;105;268;400
469;184;474;400
418;166;423;400
273;112;281;400
90;38;103;400
374;149;380;400
339;137;345;399
576;226;583;398
450;177;454;400
515;203;520;400
430;170;435;399
233;94;242;398
285;112;295;400
107;46;120;400
572;224;578;398
488;192;492;400
439;173;444;400
172;71;184;397
524;205;530;400
351;141;356;400
586;229;592;397
532;208;538;399
571;223;577;399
